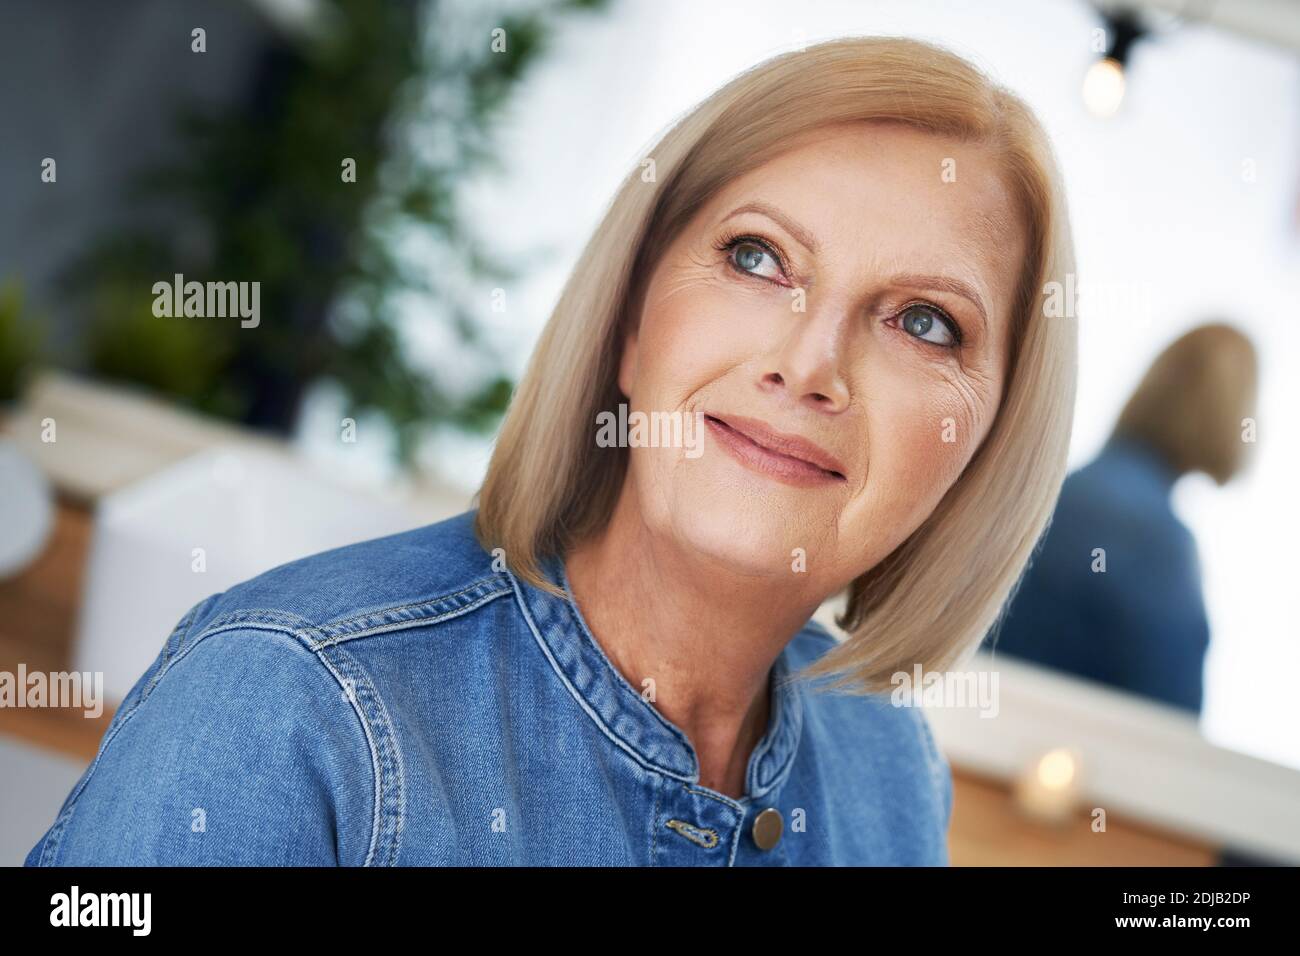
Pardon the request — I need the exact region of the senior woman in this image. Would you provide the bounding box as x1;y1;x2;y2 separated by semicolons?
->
28;36;1076;867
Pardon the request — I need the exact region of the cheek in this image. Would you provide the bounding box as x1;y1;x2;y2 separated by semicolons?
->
844;356;997;545
894;384;983;489
634;276;778;406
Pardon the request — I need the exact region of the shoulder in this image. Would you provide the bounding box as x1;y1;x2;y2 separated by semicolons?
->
28;624;376;865
27;511;516;865
787;618;953;838
29;512;508;866
788;619;946;760
185;508;513;642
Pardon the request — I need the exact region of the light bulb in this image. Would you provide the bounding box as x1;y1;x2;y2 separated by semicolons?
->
1083;57;1126;118
1014;747;1083;825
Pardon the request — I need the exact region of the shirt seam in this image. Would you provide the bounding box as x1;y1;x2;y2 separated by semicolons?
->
39;572;515;867
506;568;698;786
307;584;514;650
36;623;385;867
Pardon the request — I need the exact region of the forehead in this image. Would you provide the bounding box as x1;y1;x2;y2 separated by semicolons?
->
703;121;1026;299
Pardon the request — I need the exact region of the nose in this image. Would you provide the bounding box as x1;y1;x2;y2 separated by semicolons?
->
760;307;851;413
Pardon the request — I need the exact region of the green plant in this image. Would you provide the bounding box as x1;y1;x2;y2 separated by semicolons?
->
0;278;44;403
66;0;608;461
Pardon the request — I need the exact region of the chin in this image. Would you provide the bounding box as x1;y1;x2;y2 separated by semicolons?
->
679;509;798;579
663;474;814;580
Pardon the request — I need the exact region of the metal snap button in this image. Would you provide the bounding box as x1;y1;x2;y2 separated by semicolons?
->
752;807;783;850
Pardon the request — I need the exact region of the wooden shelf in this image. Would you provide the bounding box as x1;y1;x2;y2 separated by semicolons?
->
951;766;1216;866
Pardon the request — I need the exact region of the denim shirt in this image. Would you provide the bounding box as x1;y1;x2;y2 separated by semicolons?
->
26;510;951;866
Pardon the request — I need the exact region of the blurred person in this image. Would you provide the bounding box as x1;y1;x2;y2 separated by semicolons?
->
27;37;1077;866
987;324;1258;714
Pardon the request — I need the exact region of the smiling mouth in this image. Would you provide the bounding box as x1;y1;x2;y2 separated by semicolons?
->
704;414;847;487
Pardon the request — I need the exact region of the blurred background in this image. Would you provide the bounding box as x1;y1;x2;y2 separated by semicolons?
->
2;0;1298;866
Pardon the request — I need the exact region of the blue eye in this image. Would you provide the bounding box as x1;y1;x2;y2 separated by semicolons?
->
899;304;961;348
719;235;786;283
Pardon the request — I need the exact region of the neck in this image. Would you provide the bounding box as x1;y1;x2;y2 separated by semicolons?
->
564;484;821;799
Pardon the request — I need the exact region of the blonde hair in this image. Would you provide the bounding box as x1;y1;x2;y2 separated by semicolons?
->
1112;323;1257;485
476;36;1078;694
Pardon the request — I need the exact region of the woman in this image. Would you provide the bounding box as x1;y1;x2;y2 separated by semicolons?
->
28;36;1076;866
988;323;1256;714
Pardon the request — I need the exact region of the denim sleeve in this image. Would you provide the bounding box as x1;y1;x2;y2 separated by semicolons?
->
24;621;376;866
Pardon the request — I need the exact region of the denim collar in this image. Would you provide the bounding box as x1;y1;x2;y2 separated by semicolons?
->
509;551;804;805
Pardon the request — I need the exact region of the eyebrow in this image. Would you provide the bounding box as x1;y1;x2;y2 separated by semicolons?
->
721;201;820;255
889;273;990;333
721;201;991;332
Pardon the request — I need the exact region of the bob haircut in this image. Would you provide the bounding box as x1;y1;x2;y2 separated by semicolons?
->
476;36;1078;695
1111;322;1257;486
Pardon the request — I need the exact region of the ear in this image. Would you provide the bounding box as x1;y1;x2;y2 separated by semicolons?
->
617;326;639;399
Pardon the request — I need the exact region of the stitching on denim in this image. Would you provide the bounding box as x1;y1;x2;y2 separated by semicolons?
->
157;599;200;669
36;624;379;868
685;784;743;813
171;579;511;653
182;609;318;652
134;611;314;706
752;667;807;802
507;571;695;785
36;600;213;862
34;568;511;865
726;820;743;867
320;575;507;628
313;643;401;867
550;561;699;755
650;783;661;863
746;692;781;795
39;573;512;866
35;623;322;864
34;613;265;865
307;587;512;650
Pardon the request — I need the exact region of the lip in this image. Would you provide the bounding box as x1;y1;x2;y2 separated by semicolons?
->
704;413;848;487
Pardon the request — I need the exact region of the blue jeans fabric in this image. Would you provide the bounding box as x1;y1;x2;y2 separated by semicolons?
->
26;510;951;866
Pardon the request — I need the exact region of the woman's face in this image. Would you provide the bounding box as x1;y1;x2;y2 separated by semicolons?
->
619;121;1027;596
